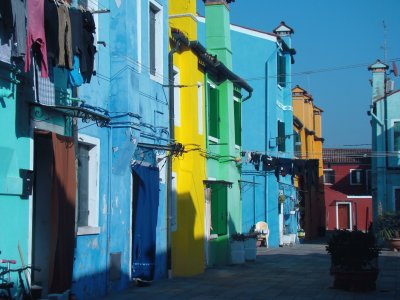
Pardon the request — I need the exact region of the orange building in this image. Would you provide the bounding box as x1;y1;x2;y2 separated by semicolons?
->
292;85;325;239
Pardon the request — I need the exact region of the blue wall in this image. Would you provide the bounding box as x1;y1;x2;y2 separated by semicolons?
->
71;0;169;299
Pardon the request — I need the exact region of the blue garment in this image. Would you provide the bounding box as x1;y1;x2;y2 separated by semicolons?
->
68;55;83;87
131;164;160;281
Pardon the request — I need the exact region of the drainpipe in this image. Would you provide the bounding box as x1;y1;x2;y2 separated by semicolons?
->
167;41;180;278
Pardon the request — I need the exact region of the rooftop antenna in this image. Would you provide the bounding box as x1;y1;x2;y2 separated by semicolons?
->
382;21;387;63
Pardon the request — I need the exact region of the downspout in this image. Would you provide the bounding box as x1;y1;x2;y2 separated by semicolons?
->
167;40;180;278
105;126;112;293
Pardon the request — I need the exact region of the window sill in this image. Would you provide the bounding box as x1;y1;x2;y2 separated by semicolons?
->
150;73;163;85
210;234;218;240
208;136;219;143
77;226;100;236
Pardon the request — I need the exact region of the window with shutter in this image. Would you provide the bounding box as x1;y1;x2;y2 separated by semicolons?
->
208;84;220;139
234;98;241;147
394;121;400;152
277;54;286;87
149;6;156;75
278;120;285;152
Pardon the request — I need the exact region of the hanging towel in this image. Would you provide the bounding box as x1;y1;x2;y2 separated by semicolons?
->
44;0;59;66
25;0;48;77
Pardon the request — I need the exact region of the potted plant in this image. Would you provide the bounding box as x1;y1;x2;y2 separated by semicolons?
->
244;232;258;261
326;229;380;291
230;233;246;264
376;212;400;251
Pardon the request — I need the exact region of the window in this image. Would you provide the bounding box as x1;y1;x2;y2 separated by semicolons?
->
323;169;335;184
294;130;301;156
173;67;180;126
395;188;400;212
149;1;163;81
350;169;363;185
198;82;203;135
366;169;371;191
211;185;227;235
277;53;286;87
77;135;100;235
234;96;241;147
208;83;220;140
393;121;400;152
277;120;285;152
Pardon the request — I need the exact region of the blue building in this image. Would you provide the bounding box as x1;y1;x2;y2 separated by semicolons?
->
231;21;298;247
368;60;400;220
0;1;169;299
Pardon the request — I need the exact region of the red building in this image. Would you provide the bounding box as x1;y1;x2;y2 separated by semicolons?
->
323;149;372;232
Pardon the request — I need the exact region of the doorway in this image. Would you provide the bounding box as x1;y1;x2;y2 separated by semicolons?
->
336;202;352;230
32;132;76;296
131;164;160;281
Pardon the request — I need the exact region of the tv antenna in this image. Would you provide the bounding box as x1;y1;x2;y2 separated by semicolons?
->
382;21;388;63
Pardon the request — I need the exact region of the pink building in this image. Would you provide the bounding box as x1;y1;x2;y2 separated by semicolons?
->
323;149;372;232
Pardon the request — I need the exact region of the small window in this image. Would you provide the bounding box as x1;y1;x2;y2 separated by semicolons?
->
393;121;400;152
234;97;241;147
208;83;220;140
323;169;335;185
277;120;285;152
211;185;227;235
149;1;163;81
77;135;100;235
294;130;301;156
277;53;286;87
350;169;363;185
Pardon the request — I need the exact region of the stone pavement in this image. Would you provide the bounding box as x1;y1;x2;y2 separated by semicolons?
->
102;241;400;300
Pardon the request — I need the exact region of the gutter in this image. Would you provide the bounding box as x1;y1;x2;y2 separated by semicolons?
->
171;29;253;100
166;38;182;278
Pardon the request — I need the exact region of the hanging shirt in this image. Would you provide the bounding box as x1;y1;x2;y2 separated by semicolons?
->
81;10;96;83
44;0;59;66
68;8;84;56
57;4;73;69
68;55;83;87
11;0;27;59
25;0;48;78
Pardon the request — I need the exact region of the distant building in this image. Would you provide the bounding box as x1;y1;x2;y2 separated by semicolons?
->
368;60;400;221
323;149;372;232
293;85;325;239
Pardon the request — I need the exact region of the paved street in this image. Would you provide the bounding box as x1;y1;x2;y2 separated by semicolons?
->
103;241;400;300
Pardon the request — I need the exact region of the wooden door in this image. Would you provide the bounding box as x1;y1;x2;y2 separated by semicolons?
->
338;204;350;229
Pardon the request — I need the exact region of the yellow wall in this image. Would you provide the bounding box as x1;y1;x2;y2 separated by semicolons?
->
169;1;207;276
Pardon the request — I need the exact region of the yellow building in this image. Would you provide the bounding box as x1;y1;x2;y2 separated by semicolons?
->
292;85;325;239
168;1;207;276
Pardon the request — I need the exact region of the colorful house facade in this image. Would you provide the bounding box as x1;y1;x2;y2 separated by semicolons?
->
292;85;325;239
228;20;299;246
323;148;372;232
1;1;170;299
368;60;400;220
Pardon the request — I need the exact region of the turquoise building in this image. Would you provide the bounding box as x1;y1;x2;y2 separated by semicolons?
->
0;1;169;299
368;60;400;220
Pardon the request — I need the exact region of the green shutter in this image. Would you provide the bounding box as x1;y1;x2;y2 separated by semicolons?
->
234;100;241;146
208;86;220;139
278;121;286;152
394;122;400;152
210;186;227;235
277;54;286;87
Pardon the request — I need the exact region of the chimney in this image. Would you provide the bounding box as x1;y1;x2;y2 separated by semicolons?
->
368;60;389;102
204;0;233;68
273;21;294;47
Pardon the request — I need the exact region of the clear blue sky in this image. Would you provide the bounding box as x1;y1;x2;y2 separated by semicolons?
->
196;0;400;148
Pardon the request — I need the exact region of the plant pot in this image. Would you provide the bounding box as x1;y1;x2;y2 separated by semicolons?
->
244;238;257;261
331;268;379;291
230;240;245;264
386;238;400;251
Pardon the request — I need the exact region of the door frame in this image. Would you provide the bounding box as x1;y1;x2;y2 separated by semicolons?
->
336;201;352;230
